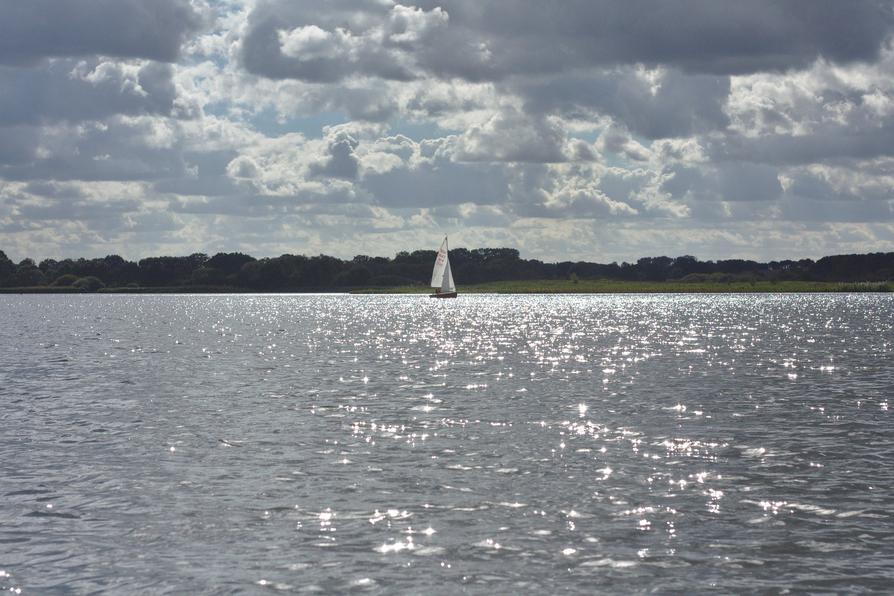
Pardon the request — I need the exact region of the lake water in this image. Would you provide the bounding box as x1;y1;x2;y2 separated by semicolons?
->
1;294;892;593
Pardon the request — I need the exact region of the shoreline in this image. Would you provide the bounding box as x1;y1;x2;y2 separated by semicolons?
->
1;280;891;294
354;280;893;294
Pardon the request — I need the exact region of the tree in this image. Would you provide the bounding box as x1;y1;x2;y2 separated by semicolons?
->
0;247;890;290
51;274;80;287
635;256;674;280
335;265;372;286
73;276;105;292
302;255;343;287
207;252;256;274
191;267;226;286
101;255;139;286
138;256;200;286
0;250;14;285
11;261;46;287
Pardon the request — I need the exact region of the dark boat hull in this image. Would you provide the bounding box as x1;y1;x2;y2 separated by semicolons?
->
429;291;457;298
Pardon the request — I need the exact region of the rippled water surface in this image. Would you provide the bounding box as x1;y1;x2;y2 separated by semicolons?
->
1;294;893;593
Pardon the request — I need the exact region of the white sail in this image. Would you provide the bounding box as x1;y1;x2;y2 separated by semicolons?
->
441;256;455;292
430;236;449;288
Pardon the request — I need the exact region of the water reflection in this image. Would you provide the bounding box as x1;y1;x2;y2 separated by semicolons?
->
0;293;891;592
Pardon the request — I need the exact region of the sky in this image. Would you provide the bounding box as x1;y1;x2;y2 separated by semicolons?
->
2;0;894;263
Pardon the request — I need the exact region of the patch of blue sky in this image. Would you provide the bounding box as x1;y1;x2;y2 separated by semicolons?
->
601;153;633;169
629;131;651;148
202;101;232;119
570;129;601;144
247;108;349;137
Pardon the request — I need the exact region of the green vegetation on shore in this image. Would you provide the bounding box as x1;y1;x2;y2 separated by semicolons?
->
354;279;893;294
1;247;892;294
1;279;890;294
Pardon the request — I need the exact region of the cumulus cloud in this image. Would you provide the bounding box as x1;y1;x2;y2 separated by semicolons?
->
452;110;574;163
2;0;894;262
226;155;260;179
363;154;511;208
662;162;783;202
415;0;894;79
234;0;892;85
0;60;178;126
0;116;189;182
0;0;203;65
309;130;361;179
518;68;731;140
240;0;448;82
783;164;894;204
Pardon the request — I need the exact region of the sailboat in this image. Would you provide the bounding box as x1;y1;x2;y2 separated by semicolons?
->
429;236;457;298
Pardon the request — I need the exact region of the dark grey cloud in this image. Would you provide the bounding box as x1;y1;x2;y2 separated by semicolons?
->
711;125;894;166
242;0;894;85
169;186;361;217
364;159;510;208
777;195;894;222
662;163;783;202
18;196;140;225
496;163;653;220
453;110;573;163
0;126;41;165
155;150;243;197
0;0;202;65
411;0;894;79
22;181;88;199
2;0;893;262
155;174;242;197
236;0;894;145
0;60;177;126
0;181;142;238
784;167;894;204
240;0;427;82
0;118;188;182
519;69;730;140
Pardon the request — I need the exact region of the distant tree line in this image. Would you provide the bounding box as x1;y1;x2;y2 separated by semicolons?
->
0;248;892;291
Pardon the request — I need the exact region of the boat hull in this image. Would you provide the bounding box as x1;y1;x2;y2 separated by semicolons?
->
429;291;457;298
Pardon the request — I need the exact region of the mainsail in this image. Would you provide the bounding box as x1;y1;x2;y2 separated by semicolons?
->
430;236;456;293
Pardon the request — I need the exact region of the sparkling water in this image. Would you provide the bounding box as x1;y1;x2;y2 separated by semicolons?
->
1;294;892;593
